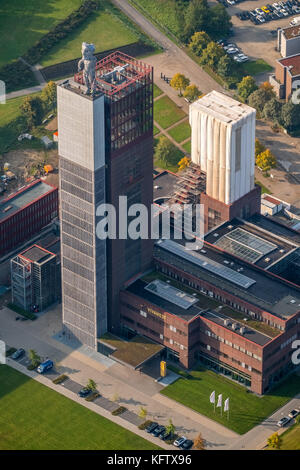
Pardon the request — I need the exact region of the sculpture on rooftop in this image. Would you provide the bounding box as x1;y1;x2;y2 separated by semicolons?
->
78;42;97;95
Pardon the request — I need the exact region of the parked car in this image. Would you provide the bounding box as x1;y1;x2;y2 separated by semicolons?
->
180;439;194;450
77;387;92;398
288;409;300;419
11;348;25;360
152;425;166;437
146;422;158;433
174;436;187;447
37;359;54;374
233;53;249;63
277;416;291;427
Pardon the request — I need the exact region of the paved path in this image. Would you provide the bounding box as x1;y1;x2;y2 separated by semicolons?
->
111;0;224;96
6;357;169;450
0;306;238;449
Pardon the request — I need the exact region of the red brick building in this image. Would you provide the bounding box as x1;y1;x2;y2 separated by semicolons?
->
120;219;300;395
0;179;58;257
270;53;300;100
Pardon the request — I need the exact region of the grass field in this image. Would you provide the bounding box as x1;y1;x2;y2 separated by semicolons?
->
153;84;163;99
154;136;183;172
242;59;273;77
153;125;160;136
40;2;140;67
168;120;191;143
182;140;191;154
130;0;180;37
0;365;160;450
0;0;83;67
161;366;300;435
268;423;300;450
154;96;186;129
255;179;272;195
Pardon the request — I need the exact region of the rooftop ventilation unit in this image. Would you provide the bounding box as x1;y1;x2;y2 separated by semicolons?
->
232;323;238;330
279;249;285;253
265;258;270;262
290;299;296;304
228;225;233;229
213;233;219;237
224;319;230;326
240;326;246;334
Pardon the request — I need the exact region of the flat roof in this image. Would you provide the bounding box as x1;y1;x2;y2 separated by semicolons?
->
153;171;178;201
248;214;300;245
282;24;300;40
279;54;300;76
20;245;55;264
190;90;255;124
201;311;271;347
0;181;54;222
205;218;297;268
99;332;164;369
127;278;204;321
154;239;300;319
145;279;198;309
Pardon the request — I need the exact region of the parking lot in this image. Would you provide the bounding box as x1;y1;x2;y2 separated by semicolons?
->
211;0;300;66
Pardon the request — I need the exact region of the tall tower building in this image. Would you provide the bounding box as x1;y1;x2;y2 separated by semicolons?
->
190;91;261;232
58;51;153;348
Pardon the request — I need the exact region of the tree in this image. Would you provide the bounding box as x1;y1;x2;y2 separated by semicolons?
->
86;378;97;392
209;4;232;37
20;95;43;129
217;55;234;78
139;407;148;420
154;136;177;167
178;156;190;171
260;81;276;100
267;432;282;449
165;419;176;436
170;73;190;96
280;101;300;131
263;98;282;123
199;42;225;69
237;76;258;102
193;432;206;450
183;84;201;102
188;31;210;56
28;349;41;368
256;149;277;172
183;0;209;42
248;84;276;114
42;81;57;111
255;138;266;158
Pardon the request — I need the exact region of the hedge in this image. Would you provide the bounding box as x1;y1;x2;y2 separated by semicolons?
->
7;303;37;321
52;374;68;385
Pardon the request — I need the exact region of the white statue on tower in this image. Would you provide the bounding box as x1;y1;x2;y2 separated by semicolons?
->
78;42;97;95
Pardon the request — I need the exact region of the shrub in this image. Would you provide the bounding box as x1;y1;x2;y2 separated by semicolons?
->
138;420;153;430
0;60;37;93
6;348;17;357
111;406;127;416
52;374;68;385
85;392;100;402
27;363;40;371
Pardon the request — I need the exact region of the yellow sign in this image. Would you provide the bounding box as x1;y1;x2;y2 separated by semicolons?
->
160;360;166;377
147;307;166;321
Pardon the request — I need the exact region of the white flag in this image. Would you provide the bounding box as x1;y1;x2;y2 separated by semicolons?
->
217;393;222;408
209;391;215;404
224;397;229;412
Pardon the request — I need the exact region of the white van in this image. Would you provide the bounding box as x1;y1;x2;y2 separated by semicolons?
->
290;15;300;25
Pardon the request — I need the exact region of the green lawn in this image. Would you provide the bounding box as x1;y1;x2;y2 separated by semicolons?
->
0;0;83;67
154;136;183;173
40;2;140;67
168;120;191;143
161;366;300;435
154;96;186;129
0;365;160;450
153;84;163;99
182;140;191;154
268;423;300;450
241;59;273;77
130;0;180;37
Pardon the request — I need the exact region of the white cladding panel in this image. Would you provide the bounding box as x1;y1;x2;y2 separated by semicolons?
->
57;86;105;171
190;93;256;205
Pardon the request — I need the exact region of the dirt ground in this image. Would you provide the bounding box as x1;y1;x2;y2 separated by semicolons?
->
0;147;58;199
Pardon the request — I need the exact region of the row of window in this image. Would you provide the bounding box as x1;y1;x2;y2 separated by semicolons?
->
203;329;262;361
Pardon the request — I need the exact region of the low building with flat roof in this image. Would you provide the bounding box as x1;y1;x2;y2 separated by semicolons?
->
278;25;300;58
0;179;58;257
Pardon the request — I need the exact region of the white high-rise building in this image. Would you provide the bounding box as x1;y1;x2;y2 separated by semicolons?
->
190;91;256;205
